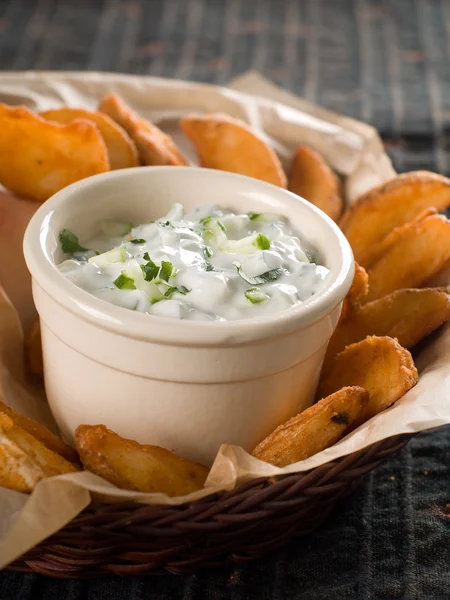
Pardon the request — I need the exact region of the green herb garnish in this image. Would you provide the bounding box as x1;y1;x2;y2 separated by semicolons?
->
130;238;146;244
164;285;190;298
253;233;271;250
140;253;159;281
204;246;213;259
114;273;136;290
158;221;173;228
159;261;173;282
205;263;216;272
248;212;261;221
245;287;270;304
59;229;88;254
233;262;283;285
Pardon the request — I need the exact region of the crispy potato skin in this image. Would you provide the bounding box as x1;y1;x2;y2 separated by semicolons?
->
0;104;109;202
0;398;79;465
318;336;418;421
324;289;450;373
365;214;450;302
288;146;343;221
252;387;369;467
24;319;43;379
340;171;450;264
41;107;138;170
362;208;437;270
339;263;369;324
0;411;78;492
180;113;287;187
99;94;188;166
75;424;209;496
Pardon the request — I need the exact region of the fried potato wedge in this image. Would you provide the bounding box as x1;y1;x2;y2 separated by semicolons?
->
0;412;78;492
318;337;418;420
99;94;188;166
180;113;287;187
365;214;450;302
0;414;45;493
288;146;343;221
41;107;139;170
0;104;109;202
340;263;369;323
75;424;208;496
362;208;437;269
324;289;450;372
0;398;79;464
340;172;450;265
252;387;369;467
24;319;43;379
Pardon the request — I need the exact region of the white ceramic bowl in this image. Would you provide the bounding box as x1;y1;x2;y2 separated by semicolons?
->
24;167;354;466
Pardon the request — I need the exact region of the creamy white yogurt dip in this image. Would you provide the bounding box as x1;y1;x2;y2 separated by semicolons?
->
58;203;330;321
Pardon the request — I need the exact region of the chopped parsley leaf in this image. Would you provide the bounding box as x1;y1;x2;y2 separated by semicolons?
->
200;215;212;226
164;285;190;298
204;246;213;259
59;229;88;254
159;261;173;282
130;238;146;244
233;262;283;285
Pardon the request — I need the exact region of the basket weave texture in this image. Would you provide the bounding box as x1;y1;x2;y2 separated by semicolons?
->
7;434;412;578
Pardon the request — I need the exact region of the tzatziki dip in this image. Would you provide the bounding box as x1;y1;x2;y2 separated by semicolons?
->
58;204;330;321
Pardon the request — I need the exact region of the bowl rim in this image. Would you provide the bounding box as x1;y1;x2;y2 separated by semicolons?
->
24;166;354;346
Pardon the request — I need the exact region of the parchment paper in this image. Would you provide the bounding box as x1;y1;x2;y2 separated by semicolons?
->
0;71;448;569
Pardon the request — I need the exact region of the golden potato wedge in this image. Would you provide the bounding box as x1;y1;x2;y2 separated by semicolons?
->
252;387;369;467
180;113;287;187
339;263;369;323
75;424;208;496
340;172;450;265
24;319;43;379
0;412;79;478
0;398;79;464
288;146;343;221
99;93;188;166
318;336;418;420
323;289;450;373
365;214;450;302
0;104;109;202
362;208;437;269
0;414;45;493
40;107;139;170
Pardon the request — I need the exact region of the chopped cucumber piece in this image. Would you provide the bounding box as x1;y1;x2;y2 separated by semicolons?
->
247;212;283;223
89;247;125;265
100;221;133;238
245;287;270;304
114;273;136;290
253;233;271;250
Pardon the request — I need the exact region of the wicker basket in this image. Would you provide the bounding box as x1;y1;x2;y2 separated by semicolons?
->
7;434;411;578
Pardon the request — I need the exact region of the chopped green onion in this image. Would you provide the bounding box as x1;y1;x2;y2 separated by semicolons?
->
59;229;88;254
200;215;212;226
245;287;270;304
248;211;261;221
253;233;271;250
233;262;283;285
114;273;136;290
204;246;213;259
164;285;190;298
159;261;173;282
130;238;146;244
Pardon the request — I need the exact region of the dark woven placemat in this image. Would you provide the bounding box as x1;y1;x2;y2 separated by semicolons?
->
0;0;450;598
